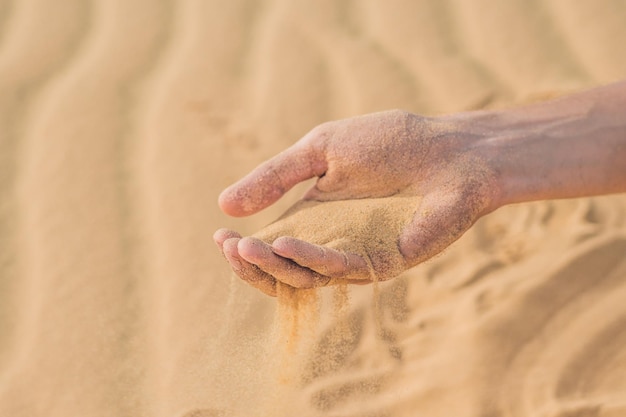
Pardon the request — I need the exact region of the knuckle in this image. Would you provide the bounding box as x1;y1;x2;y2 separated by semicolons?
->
307;122;334;146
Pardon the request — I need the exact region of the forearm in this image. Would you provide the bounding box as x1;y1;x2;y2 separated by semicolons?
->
471;81;626;210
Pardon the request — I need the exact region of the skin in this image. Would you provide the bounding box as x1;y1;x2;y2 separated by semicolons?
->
215;81;626;297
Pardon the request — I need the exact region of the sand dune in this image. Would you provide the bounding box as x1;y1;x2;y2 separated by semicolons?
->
0;1;625;416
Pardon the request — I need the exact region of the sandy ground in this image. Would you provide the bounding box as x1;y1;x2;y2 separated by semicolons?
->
0;1;625;416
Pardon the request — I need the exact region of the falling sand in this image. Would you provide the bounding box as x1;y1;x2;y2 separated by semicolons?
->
253;196;422;402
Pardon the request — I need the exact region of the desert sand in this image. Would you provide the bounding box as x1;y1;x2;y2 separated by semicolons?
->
0;1;625;416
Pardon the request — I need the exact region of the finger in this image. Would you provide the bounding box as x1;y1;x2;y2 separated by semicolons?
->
237;237;332;289
213;228;242;252
399;192;480;267
271;236;371;281
218;142;327;217
222;238;278;297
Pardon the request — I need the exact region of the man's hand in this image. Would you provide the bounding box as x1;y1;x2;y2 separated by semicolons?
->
214;110;498;296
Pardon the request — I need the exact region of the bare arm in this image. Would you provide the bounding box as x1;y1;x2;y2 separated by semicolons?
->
470;80;626;208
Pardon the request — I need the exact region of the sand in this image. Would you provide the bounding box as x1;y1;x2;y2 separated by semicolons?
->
254;196;421;282
0;1;625;416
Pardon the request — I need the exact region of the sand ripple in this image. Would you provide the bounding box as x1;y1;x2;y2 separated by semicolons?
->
0;1;624;416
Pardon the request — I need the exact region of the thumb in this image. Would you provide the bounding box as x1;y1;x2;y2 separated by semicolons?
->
218;142;327;217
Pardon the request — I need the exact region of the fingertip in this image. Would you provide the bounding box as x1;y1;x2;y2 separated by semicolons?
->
218;187;247;217
237;236;270;262
222;237;241;255
213;228;241;247
217;190;230;214
213;228;224;244
219;183;284;217
272;236;326;263
222;237;279;297
236;236;254;252
270;236;295;255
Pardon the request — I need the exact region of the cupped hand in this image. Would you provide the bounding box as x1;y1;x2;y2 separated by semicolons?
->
215;110;499;296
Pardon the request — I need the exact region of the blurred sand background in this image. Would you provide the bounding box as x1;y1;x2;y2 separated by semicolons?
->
0;1;625;416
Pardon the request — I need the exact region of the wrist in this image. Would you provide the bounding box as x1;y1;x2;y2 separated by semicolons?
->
466;110;542;211
467;92;626;209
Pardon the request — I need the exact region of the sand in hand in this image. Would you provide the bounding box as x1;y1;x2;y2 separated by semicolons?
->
254;195;422;283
